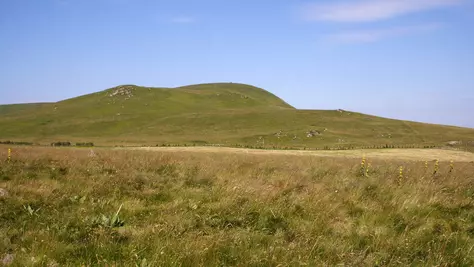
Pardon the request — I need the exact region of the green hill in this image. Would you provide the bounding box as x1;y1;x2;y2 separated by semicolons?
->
1;83;473;147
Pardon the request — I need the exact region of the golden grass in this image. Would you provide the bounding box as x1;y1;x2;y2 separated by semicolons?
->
134;146;474;162
1;145;474;266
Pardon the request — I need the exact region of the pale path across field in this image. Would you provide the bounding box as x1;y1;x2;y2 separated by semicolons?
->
133;147;474;162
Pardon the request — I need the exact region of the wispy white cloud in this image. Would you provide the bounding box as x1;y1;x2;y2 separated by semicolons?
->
170;16;196;24
325;23;443;44
302;0;463;22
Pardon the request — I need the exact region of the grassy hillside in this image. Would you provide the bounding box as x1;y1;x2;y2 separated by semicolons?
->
0;83;473;147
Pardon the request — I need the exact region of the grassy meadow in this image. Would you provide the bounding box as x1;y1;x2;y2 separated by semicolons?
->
1;145;474;266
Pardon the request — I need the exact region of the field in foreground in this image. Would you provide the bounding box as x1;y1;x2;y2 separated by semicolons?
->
1;146;474;266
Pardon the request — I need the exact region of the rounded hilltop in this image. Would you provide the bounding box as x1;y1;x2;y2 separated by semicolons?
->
173;83;294;109
96;82;294;110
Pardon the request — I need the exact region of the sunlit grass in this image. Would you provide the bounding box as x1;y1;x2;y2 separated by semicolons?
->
1;146;474;266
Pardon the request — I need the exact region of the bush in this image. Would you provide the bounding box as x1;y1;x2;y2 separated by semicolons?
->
0;140;33;146
51;142;71;147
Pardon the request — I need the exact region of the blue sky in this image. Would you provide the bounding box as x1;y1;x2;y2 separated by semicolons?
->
1;0;473;128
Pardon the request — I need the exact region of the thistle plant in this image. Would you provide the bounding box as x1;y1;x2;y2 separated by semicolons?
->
424;161;428;171
7;148;11;163
449;160;454;173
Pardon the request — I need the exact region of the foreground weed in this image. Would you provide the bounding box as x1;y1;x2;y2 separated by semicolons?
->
23;204;41;217
7;148;11;163
359;156;368;177
433;159;439;175
449;160;454;173
70;195;87;204
398;166;404;185
135;258;152;267
422;160;429;179
92;204;125;228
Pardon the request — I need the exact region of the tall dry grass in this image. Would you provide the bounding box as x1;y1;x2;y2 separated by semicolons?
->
1;145;474;266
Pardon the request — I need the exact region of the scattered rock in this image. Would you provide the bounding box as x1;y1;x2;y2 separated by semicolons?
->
0;188;9;198
274;130;286;139
307;130;321;138
2;253;14;266
109;85;135;99
447;141;461;146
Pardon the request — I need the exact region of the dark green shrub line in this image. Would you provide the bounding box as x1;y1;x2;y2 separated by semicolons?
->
51;142;72;147
148;143;439;151
0;140;34;146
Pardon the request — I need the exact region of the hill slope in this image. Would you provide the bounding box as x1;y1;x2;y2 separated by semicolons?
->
1;83;473;147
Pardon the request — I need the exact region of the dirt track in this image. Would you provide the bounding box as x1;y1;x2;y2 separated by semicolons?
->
131;147;474;162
